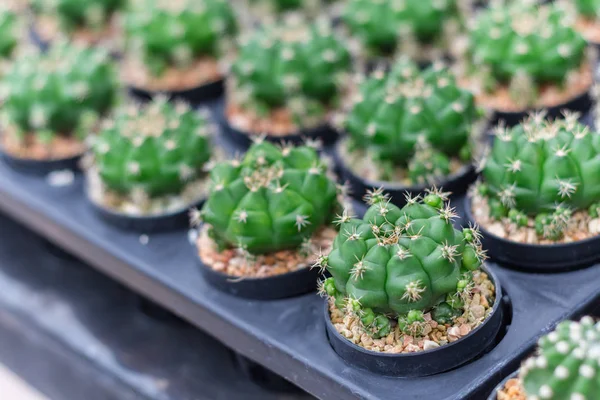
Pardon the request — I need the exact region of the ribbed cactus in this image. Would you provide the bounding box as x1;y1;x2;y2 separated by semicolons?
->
1;43;117;142
319;189;486;338
468;2;587;103
0;6;18;60
344;59;476;184
92;98;212;198
341;0;459;57
228;19;351;130
32;0;124;33
125;0;237;78
200;141;339;254
481;113;600;237
520;316;600;400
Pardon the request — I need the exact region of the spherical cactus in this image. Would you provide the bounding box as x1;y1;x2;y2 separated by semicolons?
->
124;0;237;80
343;59;477;184
575;0;600;18
0;6;18;60
91;98;212;199
32;0;124;35
227;19;351;135
320;189;486;338
200;140;339;254
519;316;600;400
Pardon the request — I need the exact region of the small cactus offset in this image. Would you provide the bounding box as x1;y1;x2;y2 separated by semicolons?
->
32;0;124;34
320;189;487;338
228;19;351;133
343;59;477;184
200;141;339;254
91;98;212;198
125;0;237;78
519;316;600;400
0;5;18;60
480;113;600;239
1;43;118;144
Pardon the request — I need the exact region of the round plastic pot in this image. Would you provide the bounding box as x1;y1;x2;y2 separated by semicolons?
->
127;79;224;105
324;264;505;376
463;196;600;271
0;147;81;175
333;141;477;207
487;371;518;400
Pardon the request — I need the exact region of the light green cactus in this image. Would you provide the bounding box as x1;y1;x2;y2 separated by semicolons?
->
480;113;600;240
229;19;351;129
343;59;477;184
576;0;600;18
319;188;487;338
32;0;124;33
0;6;18;60
125;0;237;78
92;98;212;198
519;316;600;400
200;141;340;254
1;42;118;143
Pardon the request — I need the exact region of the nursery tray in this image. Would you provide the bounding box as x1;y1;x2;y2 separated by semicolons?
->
0;162;599;400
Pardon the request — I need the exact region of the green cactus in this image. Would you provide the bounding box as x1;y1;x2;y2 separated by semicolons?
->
0;6;18;60
125;0;237;78
341;0;460;57
467;2;587;99
229;19;351;129
576;0;600;18
32;0;124;33
200;141;340;254
1;42;118;143
343;59;477;184
520;316;600;400
92;98;212;198
319;188;486;338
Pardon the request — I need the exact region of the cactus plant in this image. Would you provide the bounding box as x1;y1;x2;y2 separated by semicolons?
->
319;188;487;338
342;59;478;184
0;6;18;61
124;0;237;85
32;0;124;35
227;19;351;135
575;0;600;18
464;1;590;109
200;140;340;254
0;43;118;158
90;98;212;201
518;316;600;400
479;113;600;240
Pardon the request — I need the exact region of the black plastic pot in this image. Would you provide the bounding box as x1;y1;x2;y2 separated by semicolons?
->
333;141;477;207
127;79;224;105
486;371;518;400
0;147;82;175
463;195;600;271
324;264;505;377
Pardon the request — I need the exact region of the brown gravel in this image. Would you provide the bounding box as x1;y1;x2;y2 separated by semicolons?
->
122;56;222;92
576;16;600;44
329;270;496;354
198;224;337;278
1;131;85;161
470;192;600;244
496;378;525;400
34;14;122;50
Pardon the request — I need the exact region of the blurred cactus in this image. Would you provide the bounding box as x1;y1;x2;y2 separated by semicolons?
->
575;0;600;17
0;6;18;60
32;0;124;34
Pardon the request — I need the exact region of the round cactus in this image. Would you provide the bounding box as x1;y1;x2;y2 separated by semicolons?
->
125;0;237;78
319;189;486;337
576;0;600;18
228;19;351;132
200;141;340;254
32;0;124;34
1;43;118;142
343;59;477;184
92;98;212;198
0;6;18;60
519;316;600;400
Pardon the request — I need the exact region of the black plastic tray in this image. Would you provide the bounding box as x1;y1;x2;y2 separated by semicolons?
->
1;154;600;399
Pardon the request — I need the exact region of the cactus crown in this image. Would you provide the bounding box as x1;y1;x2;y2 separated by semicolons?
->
229;19;351;125
92;97;212;198
125;0;237;77
342;0;458;56
32;0;124;32
344;59;476;184
322;189;486;323
481;112;600;218
201;140;339;254
469;1;587;86
0;6;18;60
520;316;600;400
1;43;117;137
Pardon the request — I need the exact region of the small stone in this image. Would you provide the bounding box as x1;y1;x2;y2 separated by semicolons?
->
360;333;374;347
589;219;600;234
423;340;440;351
405;344;420;353
487;222;506;238
459;324;471;336
447;326;461;342
470;305;486;320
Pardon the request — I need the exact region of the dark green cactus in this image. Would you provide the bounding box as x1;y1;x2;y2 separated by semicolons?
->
319;189;486;338
1;42;118;141
468;2;587;94
92;98;212;198
344;59;476;184
576;0;600;18
32;0;124;33
125;0;237;77
229;19;351;128
0;6;18;60
520;316;600;400
201;141;339;254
